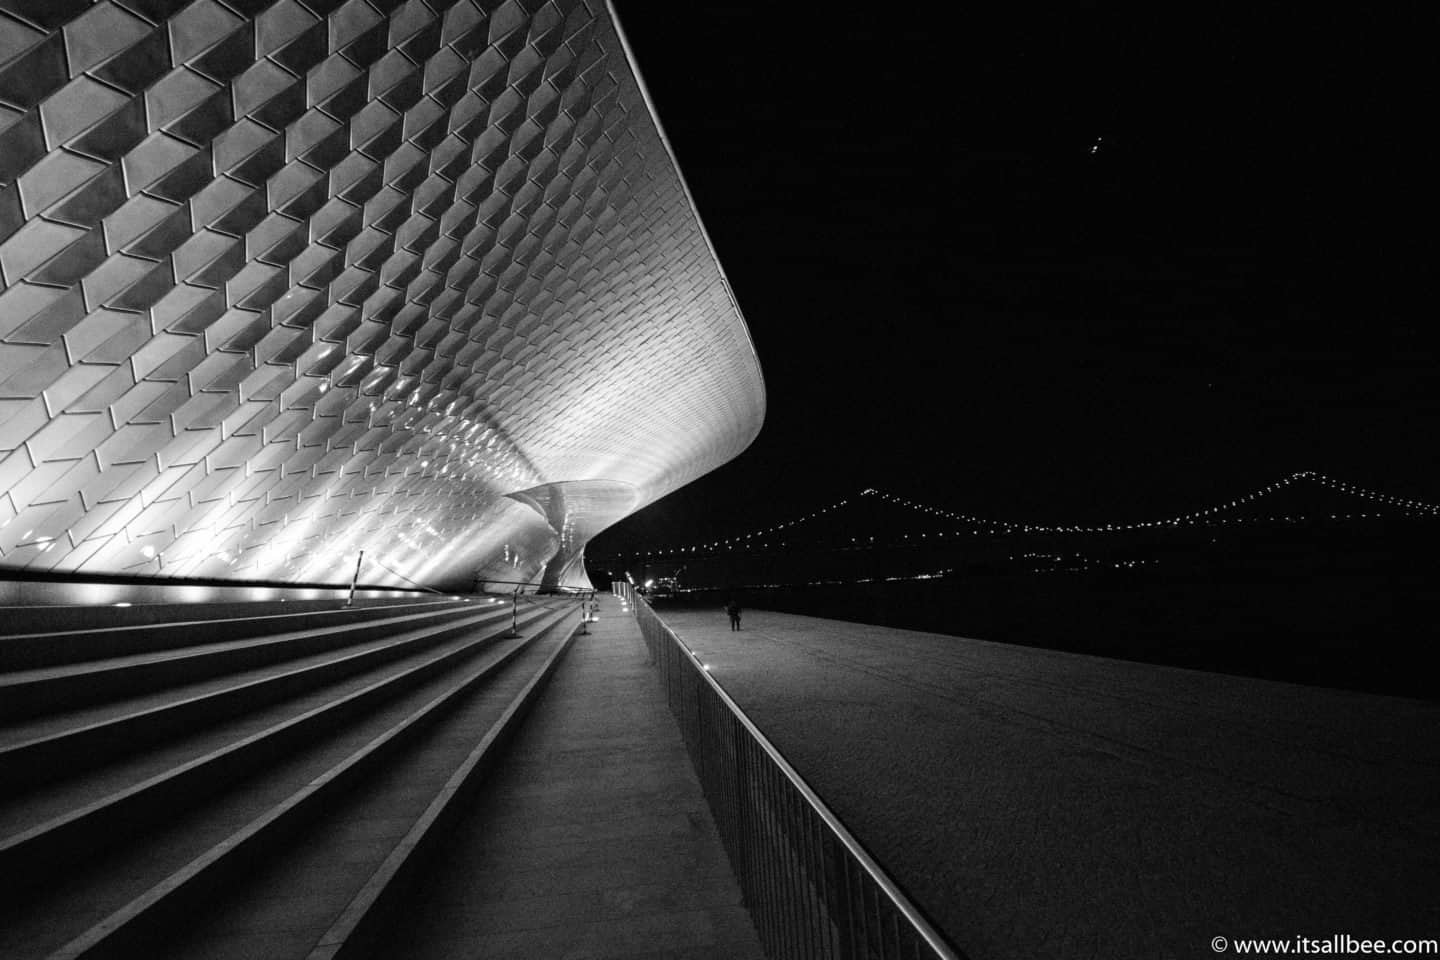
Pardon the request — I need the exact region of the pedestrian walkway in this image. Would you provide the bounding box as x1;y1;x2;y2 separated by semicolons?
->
660;606;1440;960
369;597;765;960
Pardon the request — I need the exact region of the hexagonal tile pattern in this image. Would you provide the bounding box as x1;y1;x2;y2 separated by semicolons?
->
0;0;764;590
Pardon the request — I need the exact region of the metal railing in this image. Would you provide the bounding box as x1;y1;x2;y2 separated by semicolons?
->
612;582;964;960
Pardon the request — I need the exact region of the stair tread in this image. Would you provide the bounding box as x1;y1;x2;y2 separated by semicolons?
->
0;610;573;960
159;621;575;960
0;597;447;639
0;599;495;688
0;597;461;640
0;605;511;749
0;606;558;840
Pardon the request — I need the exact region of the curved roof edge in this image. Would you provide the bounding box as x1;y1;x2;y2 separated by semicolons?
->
605;0;768;450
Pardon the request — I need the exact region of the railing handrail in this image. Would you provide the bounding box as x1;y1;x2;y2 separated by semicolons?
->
629;591;962;960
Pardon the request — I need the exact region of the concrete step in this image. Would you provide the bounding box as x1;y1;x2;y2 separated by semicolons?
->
0;596;491;673
0;605;520;787
0;596;442;641
0;606;579;960
0;604;563;896
0;605;554;841
0;598;503;719
156;615;580;960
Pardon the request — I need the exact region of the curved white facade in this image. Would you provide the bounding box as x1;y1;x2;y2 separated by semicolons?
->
0;0;763;590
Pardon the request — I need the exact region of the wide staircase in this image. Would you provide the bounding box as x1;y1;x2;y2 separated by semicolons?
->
0;594;583;960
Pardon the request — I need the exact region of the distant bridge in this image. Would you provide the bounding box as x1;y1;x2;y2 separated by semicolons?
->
605;471;1439;565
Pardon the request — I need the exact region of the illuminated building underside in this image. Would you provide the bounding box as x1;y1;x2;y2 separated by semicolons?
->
0;0;764;591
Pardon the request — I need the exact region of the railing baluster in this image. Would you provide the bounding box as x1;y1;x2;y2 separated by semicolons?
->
846;857;866;960
802;802;826;959
783;765;801;960
762;748;783;956
793;784;815;960
616;587;963;960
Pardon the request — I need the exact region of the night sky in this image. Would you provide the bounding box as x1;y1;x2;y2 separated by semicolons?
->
593;4;1435;556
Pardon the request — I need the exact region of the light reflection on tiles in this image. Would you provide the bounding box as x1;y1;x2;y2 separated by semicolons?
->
0;0;764;591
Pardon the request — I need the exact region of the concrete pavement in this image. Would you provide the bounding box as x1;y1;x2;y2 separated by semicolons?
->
659;606;1440;960
368;599;764;960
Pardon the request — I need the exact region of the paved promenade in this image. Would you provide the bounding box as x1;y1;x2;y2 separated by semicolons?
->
659;606;1440;960
369;598;763;960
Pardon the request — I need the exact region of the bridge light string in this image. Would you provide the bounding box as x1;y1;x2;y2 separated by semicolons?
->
1308;473;1440;515
854;470;1440;536
627;496;856;558
619;471;1438;559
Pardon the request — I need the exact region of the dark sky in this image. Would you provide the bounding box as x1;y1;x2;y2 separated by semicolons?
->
593;3;1435;555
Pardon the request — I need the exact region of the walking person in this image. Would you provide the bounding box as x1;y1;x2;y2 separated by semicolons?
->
725;598;742;631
